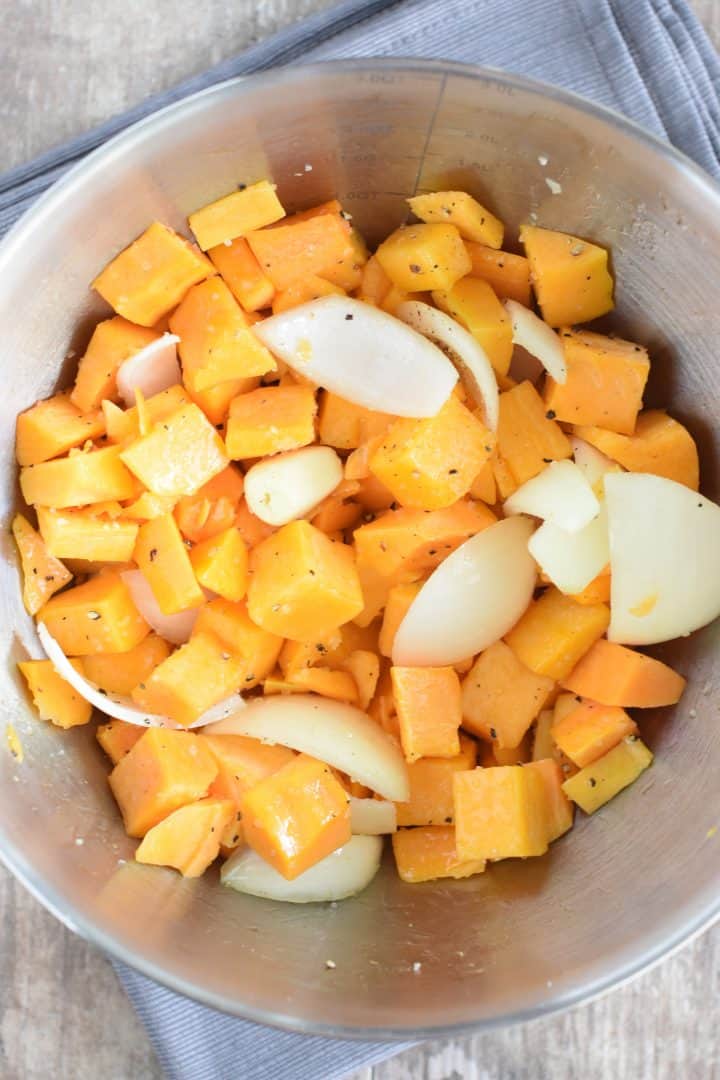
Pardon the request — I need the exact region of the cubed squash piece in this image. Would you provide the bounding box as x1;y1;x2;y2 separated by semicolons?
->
135;797;235;877
461;641;555;748
278;629;343;677
318;391;395;450
20;445;138;509
395;735;477;826
189;526;248;602
134;513;205;615
173;464;245;543
11;513;73;616
408;191;503;247
561;639;686;708
123;492;178;523
532;709;556;762
225;385;317;459
169;278;276;392
369;396;493;510
571;570;611;606
392;825;486;883
391;666;462;762
339;650;380;710
38;570;149;655
465;243;532;305
433;278;513;376
359;255;392;306
36;506;138;563
551;700;637;768
573;410;699;491
520;224;614;327
103;384;191;446
379;582;422;657
72;316;161;412
109;728;218;837
131;630;246;726
526;758;574;842
469;459;497;504
93;222;214;326
375;223;471;292
240;754;351;879
498;381;572;486
96;720;145;765
271;275;345;314
189;180;285;250
16;390;106;467
202;734;295;806
562;736;653;813
120;402;229;497
247;213;354;291
491;734;533;766
453;765;548;861
544;330;650;435
282;666;358;703
18;659;91;729
505;588;609;682
193;598;283;689
248;520;363;641
84;634;172;696
186;374;260;427
207;236;275;312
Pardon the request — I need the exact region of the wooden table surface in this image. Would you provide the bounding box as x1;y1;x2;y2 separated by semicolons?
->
2;2;719;1078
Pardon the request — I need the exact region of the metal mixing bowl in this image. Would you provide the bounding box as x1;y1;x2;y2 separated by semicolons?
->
1;59;719;1038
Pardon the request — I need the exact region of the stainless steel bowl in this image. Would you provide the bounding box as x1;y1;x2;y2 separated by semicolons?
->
2;59;720;1039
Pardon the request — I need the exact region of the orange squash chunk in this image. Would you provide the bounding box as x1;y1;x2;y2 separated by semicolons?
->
18;659;91;729
72;316;161;412
225;384;317;460
202;734;295;808
109;728;218;837
282;666;359;702
248;520;363;641
561;639;685;708
391;666;462;762
562;736;653;814
519;224;614;327
408;190;503;247
497;380;572;486
339;650;380;710
169;278;276;392
84;634;171;696
392;825;486;883
505;588;610;682
36;506;138;563
103;384;190;446
379;582;422;657
20;444;138;509
193;598;283;689
247;213;354;291
190;526;248;603
433;278;513;376
96;719;145;765
135;797;235;877
465;243;531;305
189;180;285;250
395;735;477;826
186;375;260;426
461;640;555;748
369;396;493;511
120;402;229;498
207;236;275;312
93;222;214;326
278;629;343;678
376;223;471;292
453;765;548;861
570;569;611;606
134;513;205;615
544;330;650;435
241;754;351;879
38;570;149;655
573;410;699;490
318;391;395;450
174;464;245;544
552;700;637;768
11;513;73;616
469;459;497;504
271;275;345;314
16;390;105;467
358;255;392;306
492;736;533;766
525;759;574;841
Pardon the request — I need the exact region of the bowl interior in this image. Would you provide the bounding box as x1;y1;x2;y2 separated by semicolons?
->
1;60;720;1037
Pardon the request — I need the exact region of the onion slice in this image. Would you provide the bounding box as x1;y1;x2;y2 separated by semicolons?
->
253;295;457;418
221;835;382;903
121;569;201;645
571;436;621;495
392;516;537;666
396;300;499;431
505;300;566;383
116;334;181;407
504;459;599;533
205;694;409;801
350;797;397;835
528;506;609;595
606;472;720;644
244;446;343;526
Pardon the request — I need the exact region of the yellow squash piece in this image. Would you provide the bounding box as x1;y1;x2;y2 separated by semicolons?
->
207;236;275;312
497;380;572;486
395;735;477;827
134;513;205;615
20;444;138;508
103;384;191;446
453;765;549;861
225;384;317;460
36;506;138;563
16;390;106;467
189;180;285;250
38;570;150;655
520;224;614;327
135;797;236;877
96;719;145;765
391;665;462;762
72;316;161;413
193;598;283;689
408;191;504;247
84;634;172;696
562;736;653;813
318;391;395;450
379;582;423;657
120;402;229;497
505;588;610;682
392;825;486;883
375;223;471;292
18;658;92;729
433;278;513;376
573;410;699;491
526;758;574;841
465;243;531;305
461;640;554;748
190;526;248;603
11;513;73;616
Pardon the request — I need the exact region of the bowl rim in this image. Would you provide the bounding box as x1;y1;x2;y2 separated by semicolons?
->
2;55;720;1040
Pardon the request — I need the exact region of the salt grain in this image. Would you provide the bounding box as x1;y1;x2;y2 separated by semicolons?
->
545;178;562;195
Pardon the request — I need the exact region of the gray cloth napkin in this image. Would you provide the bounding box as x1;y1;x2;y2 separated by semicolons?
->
3;0;719;1077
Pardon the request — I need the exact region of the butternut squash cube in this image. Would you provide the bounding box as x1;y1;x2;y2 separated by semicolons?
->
193;598;283;689
562;736;653;814
103;384;190;446
498;380;572;486
271;275;345;314
395;735;477;826
225;384;317;460
240;754;351;879
38;570;149;655
465;243;532;305
433;278;513;376
391;666;462;762
551;700;637;768
408;191;504;247
453;765;548;861
392;825;486;883
369;396;493;510
493;736;532;766
207;236;275;312
561;639;686;708
83;633;171;696
18;658;91;729
169;278;276;392
532;709;556;762
505;587;610;682
520;224;614;327
282;666;359;702
96;719;145;765
573;410;699;491
189;180;285;250
379;582;422;657
16;390;106;467
93;221;214;326
359;255;392;306
109;728;218;837
318;391;395;450
526;758;574;841
339;650;380;710
20;444;138;508
11;513;73;616
72;317;161;413
36;506;138;563
186;375;260;427
135;797;235;877
461;641;555;748
278;629;343;678
247;213;354;291
189;526;248;603
375;223;471;293
173;464;245;544
120;402;229;498
202;734;295;807
570;570;611;606
469;459;497;504
134;513;203;615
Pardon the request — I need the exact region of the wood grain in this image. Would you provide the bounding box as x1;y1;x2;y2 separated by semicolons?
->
1;2;718;1078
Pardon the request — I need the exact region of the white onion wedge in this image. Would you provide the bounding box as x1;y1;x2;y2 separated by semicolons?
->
221;836;382;903
36;622;244;729
504;460;599;533
606;472;720;644
116;334;181;407
350;797;397;835
253;295;457;417
244;446;343;526
392;516;537;666
528;505;610;595
571;436;621;495
121;569;201;645
396;300;499;431
205;694;409;801
505;300;566;383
